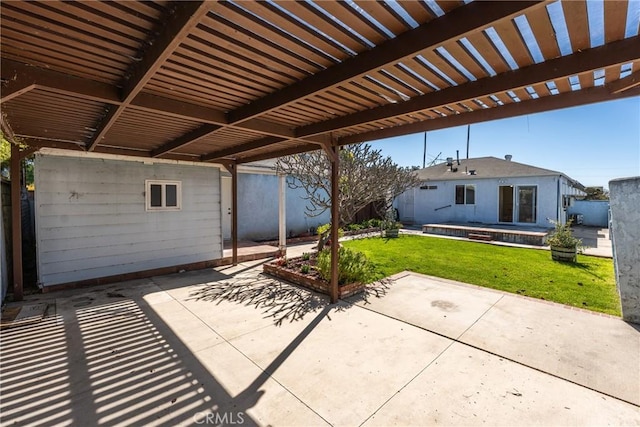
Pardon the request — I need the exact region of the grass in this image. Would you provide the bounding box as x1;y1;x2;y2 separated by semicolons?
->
343;235;621;316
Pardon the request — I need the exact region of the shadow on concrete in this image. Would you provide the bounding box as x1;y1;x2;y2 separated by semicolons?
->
0;284;339;426
0;295;262;426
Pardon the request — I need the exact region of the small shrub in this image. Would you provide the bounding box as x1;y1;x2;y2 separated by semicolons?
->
366;218;382;228
346;223;363;231
316;223;345;251
300;264;310;274
301;252;311;261
317;247;376;285
546;220;582;249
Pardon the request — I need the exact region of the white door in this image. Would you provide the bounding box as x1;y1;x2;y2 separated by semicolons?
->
221;176;232;240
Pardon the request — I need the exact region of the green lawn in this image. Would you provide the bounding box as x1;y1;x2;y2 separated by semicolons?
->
343;235;621;316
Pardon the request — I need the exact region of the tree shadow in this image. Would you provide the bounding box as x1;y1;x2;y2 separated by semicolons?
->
188;271;396;326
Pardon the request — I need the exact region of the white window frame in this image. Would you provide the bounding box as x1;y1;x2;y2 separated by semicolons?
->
455;184;475;205
145;180;182;211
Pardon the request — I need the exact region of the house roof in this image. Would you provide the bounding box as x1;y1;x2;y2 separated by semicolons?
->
417;156;584;189
1;1;639;165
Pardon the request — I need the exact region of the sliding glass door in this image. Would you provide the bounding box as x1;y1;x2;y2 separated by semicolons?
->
517;186;537;223
499;185;537;224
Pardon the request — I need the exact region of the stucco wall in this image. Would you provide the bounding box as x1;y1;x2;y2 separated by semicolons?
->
237;173;330;241
609;177;640;323
35;154;222;287
399;175;568;227
567;200;610;227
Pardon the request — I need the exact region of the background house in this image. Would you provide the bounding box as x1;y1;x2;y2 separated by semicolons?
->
395;155;585;228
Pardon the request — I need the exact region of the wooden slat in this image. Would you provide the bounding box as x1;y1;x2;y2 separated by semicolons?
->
315;1;389;45
463;32;511;74
191;25;313;77
419;50;468;85
604;65;620;84
562;0;590;51
353;0;411;36
178;38;294;87
391;64;437;94
604;0;628;43
578;71;595;90
407;58;452;89
526;6;561;60
532;83;550;97
210;3;337;69
399;1;435;25
0;3;138;56
272;1;370;53
172;47;284;88
440;40;488;80
554;76;571;93
492;18;534;68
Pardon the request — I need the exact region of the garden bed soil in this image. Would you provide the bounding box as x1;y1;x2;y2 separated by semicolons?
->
263;255;365;299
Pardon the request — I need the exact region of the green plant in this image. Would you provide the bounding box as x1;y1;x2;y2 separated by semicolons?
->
382;220;402;230
301;252;311;261
346;223;363;231
366;218;382;228
300;264;310;274
317;247;376;285
316;223;344;251
546;220;582;249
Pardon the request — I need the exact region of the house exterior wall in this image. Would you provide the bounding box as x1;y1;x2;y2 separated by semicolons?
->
568;200;610;227
399;175;568;227
237;173;330;240
35;153;222;287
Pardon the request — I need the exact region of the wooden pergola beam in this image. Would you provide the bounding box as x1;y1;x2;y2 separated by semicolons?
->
607;70;640;94
0;60;327;154
201;136;286;162
235;143;320;164
152;124;222;157
296;36;640;137
86;1;211;151
338;84;640;145
10;143;23;301
227;1;545;124
0;80;35;104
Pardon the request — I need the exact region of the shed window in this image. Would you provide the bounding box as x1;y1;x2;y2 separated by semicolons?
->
146;180;181;211
455;184;475;205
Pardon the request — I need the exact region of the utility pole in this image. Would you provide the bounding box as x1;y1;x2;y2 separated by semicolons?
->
466;125;470;159
422;132;427;168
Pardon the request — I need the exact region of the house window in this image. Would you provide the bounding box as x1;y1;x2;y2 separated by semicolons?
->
420;185;438;190
455;184;475;204
145;180;181;211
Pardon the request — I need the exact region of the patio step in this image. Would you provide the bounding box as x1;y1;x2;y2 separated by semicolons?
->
468;233;493;241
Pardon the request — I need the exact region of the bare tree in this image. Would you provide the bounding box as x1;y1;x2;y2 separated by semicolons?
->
277;143;420;227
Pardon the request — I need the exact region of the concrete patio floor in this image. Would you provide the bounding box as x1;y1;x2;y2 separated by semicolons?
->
1;253;638;426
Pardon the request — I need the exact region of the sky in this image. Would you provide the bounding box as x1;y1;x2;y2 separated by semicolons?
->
367;97;640;189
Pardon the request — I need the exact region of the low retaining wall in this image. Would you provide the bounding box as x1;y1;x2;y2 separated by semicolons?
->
422;224;548;246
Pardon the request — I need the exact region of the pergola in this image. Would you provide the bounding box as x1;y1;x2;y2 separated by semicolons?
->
1;0;639;302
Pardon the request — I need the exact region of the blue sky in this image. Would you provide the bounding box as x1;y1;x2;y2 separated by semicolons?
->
368;97;640;189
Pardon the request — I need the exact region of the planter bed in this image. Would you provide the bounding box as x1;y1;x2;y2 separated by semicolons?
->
263;256;365;299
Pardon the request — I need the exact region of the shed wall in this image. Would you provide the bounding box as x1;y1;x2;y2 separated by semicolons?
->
35;154;222;286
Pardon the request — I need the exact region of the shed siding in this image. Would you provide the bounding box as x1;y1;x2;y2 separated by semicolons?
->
35;154;221;286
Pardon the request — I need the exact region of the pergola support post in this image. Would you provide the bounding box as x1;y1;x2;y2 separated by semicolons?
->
231;163;238;266
10;143;23;301
329;145;339;304
278;173;287;256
